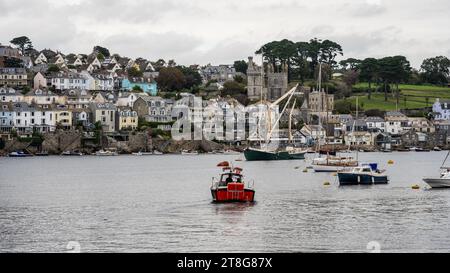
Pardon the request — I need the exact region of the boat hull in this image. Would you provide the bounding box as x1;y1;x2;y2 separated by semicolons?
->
211;188;255;203
244;148;305;161
423;178;450;188
312;165;351;172
338;173;389;185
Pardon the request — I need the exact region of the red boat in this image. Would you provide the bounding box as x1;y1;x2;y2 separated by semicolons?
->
210;161;255;203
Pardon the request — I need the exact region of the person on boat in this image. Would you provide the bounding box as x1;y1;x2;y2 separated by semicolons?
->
225;174;233;184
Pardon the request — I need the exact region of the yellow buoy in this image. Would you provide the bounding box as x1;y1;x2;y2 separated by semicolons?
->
324;181;331;186
388;160;394;165
303;169;308;173
412;185;420;190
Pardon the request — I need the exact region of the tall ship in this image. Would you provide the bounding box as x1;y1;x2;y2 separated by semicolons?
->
244;84;307;161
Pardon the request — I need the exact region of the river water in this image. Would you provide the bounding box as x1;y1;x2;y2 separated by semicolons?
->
1;152;449;253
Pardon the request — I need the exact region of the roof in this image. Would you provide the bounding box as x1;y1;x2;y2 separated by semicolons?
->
365;116;384;122
0;67;27;75
90;102;117;111
25;88;57;97
62;89;91;99
0;87;21;95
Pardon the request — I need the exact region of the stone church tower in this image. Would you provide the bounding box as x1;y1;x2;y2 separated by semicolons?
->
246;57;288;102
246;57;264;101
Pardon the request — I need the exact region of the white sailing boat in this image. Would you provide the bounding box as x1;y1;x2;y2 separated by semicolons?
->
311;63;358;172
423;151;450;188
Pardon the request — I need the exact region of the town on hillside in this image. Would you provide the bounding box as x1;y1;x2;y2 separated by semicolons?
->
1;36;450;155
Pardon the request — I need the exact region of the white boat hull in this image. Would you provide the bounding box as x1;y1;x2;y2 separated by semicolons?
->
423;178;450;188
312;164;351;172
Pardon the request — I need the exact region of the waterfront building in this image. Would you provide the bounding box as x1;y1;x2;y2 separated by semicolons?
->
116;92;146;108
385;111;411;135
116;107;138;131
365;116;385;132
90;102;117;133
12;102;57;133
133;96;173;130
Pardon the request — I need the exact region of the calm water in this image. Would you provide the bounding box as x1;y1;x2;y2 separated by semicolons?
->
1;152;450;253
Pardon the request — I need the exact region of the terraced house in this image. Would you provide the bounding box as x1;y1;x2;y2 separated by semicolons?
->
0;68;28;87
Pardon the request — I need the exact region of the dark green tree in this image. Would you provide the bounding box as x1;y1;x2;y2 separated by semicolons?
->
233;60;248;74
359;58;379;99
93;46;110;58
420;56;450;85
10;36;33;55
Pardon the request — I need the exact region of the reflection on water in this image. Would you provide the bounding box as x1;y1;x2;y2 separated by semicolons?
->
1;152;450;252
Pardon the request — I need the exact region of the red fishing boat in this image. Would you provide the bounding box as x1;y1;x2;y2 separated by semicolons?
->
210;161;255;203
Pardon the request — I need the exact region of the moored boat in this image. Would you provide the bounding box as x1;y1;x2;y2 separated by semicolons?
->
132;151;153;156
62;150;83;156
311;156;358;172
210;161;255;203
244;147;306;161
95;149;118;156
338;163;389;186
35;151;49;156
433;147;443;152
8;151;33;157
423;151;450;188
181;150;199;155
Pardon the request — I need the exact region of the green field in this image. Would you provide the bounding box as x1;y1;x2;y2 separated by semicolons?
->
339;83;450;111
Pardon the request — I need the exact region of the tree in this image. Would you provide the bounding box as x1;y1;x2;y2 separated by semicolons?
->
233;60;248;74
93;46;110;58
10;36;33;55
340;58;361;70
334;100;356;114
47;64;60;73
178;66;202;90
127;66;143;77
378;56;411;102
132;85;143;93
359;58;379;100
420;56;450;85
220;80;249;105
156;67;186;91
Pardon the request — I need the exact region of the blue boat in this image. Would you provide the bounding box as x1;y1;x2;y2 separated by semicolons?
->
338;163;389;186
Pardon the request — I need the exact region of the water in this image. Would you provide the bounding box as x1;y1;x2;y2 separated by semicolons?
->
1;152;450;253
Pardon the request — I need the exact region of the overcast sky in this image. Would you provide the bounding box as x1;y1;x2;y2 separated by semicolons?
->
1;0;449;68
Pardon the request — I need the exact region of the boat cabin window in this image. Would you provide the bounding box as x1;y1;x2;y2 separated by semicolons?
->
219;173;242;186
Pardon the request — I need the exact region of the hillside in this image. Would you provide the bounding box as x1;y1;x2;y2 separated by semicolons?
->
337;83;450;111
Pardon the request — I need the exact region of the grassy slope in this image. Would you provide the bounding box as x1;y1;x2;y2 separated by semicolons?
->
340;83;450;111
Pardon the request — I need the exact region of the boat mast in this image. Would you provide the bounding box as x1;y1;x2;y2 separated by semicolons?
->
317;62;322;154
288;99;297;143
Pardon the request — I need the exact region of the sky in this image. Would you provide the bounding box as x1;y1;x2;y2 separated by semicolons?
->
0;0;449;68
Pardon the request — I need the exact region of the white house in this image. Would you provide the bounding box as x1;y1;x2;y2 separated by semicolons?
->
385;111;410;135
0;102;14;132
116;92;145;107
432;98;450;120
365;116;385;132
12;102;57;133
45;71;89;90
